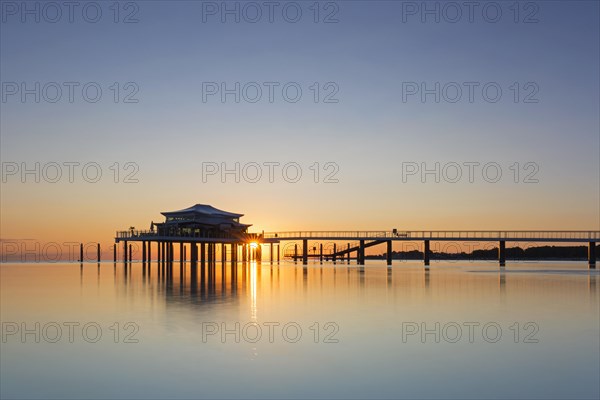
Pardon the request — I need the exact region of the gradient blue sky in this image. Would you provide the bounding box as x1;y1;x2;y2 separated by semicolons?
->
1;1;599;241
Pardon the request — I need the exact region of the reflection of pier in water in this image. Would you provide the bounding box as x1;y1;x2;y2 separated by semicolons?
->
159;260;250;307
80;260;600;310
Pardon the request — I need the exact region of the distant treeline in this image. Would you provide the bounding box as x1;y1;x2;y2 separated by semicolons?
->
368;245;599;261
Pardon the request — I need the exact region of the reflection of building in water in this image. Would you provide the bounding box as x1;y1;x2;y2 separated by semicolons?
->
152;262;248;308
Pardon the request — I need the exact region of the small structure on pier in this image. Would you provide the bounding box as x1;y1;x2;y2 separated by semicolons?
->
155;204;251;239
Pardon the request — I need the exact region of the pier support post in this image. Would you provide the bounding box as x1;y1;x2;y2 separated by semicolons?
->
424;240;430;266
589;242;596;269
270;243;273;264
257;244;262;262
277;244;280;263
201;243;206;266
147;242;151;263
193;243;198;264
232;243;237;264
302;239;308;265
193;242;197;264
180;242;184;264
113;244;116;263
208;242;213;264
170;242;174;263
97;243;101;263
222;243;226;264
333;243;337;264
80;243;84;263
386;240;392;266
359;240;365;265
123;241;127;263
320;243;323;264
142;242;146;263
499;241;506;267
347;243;350;264
294;244;298;264
243;244;247;262
129;244;132;262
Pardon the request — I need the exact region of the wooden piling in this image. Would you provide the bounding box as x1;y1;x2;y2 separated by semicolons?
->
319;243;323;264
347;243;350;264
333;243;337;264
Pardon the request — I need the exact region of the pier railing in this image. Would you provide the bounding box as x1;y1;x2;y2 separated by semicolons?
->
116;230;156;239
263;231;600;241
115;230;262;241
116;230;600;242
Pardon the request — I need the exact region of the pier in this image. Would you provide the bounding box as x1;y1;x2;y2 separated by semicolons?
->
111;204;599;269
263;231;600;268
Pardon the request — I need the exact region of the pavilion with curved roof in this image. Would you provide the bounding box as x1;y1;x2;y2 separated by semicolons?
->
155;204;251;239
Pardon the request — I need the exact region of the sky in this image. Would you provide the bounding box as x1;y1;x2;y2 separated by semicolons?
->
1;0;599;249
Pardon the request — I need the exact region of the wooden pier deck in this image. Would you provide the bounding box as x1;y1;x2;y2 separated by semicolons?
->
111;230;599;268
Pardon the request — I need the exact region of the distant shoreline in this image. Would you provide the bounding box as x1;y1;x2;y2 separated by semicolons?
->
368;245;599;261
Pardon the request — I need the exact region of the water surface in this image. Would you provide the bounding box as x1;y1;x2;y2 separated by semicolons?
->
1;261;598;399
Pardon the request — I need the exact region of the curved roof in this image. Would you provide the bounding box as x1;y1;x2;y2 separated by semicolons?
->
161;204;244;218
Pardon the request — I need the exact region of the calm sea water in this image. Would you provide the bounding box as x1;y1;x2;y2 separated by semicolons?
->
1;260;599;399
